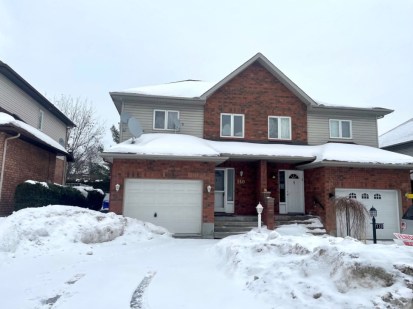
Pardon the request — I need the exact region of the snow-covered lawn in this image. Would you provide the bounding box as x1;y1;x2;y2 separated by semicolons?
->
0;206;412;308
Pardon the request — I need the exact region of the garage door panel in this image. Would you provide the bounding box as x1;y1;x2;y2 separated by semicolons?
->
124;179;203;234
335;189;400;240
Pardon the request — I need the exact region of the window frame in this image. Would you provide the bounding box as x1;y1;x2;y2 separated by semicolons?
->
268;116;292;140
153;109;180;131
38;110;44;131
220;113;245;138
329;119;352;139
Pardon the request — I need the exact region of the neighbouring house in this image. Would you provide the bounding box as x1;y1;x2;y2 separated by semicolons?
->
101;53;413;239
379;118;413;189
0;60;74;216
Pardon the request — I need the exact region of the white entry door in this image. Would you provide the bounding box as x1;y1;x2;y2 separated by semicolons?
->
214;168;234;213
279;170;305;214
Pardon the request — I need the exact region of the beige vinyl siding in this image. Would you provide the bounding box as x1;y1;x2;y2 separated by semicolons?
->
0;73;67;143
120;98;204;142
308;111;379;147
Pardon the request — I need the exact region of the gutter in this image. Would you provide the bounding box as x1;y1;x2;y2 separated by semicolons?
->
0;133;20;201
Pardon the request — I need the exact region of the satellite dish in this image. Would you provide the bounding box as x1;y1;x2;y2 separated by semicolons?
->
128;117;143;141
58;138;65;146
173;118;181;131
120;112;132;124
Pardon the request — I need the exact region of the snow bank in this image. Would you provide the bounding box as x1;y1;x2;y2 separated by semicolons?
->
0;206;170;254
216;227;413;308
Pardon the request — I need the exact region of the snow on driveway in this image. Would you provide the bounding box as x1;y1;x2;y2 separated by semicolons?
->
0;206;269;309
0;206;412;308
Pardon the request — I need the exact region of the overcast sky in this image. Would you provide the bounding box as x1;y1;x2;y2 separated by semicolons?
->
1;0;412;147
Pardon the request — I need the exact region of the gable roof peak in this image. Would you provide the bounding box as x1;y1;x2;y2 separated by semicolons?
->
199;53;319;107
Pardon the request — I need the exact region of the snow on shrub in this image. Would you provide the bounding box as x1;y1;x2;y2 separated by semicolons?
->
0;205;170;253
215;228;413;308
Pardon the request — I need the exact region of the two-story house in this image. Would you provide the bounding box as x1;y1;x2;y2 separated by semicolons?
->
101;53;413;239
0;60;74;216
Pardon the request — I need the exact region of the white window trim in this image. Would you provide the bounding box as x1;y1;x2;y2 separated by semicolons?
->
38;110;44;131
268;116;292;140
329;119;353;139
153;109;180;131
220;113;245;138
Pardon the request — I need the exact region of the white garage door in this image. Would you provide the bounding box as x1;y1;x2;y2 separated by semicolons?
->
124;179;203;234
335;189;400;240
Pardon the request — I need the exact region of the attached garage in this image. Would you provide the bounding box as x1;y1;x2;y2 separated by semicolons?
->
123;179;203;234
335;188;401;239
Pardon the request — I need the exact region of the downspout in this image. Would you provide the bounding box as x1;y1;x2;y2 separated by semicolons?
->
0;133;20;201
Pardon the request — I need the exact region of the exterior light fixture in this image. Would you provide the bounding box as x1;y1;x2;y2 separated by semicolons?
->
115;183;120;192
256;202;264;232
369;206;378;244
240;170;244;177
207;185;212;193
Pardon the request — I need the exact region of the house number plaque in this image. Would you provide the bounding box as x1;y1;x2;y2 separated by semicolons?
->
237;179;246;184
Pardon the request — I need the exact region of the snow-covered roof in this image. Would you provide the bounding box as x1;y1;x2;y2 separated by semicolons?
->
101;133;413;167
0;112;68;155
379;118;413;148
119;80;216;99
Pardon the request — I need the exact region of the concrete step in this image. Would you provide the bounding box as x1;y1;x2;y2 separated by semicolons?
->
214;221;259;227
275;214;327;236
214;231;247;239
215;215;257;222
214;215;260;238
214;225;256;233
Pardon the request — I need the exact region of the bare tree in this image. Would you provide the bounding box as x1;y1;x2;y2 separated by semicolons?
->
54;95;105;180
335;197;369;240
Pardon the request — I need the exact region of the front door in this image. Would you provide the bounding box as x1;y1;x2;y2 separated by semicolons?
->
214;168;235;213
279;170;304;214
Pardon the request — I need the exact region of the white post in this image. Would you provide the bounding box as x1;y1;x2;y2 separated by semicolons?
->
256;202;263;232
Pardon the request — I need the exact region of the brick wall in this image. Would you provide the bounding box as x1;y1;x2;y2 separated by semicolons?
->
110;159;215;223
204;61;308;143
0;133;56;215
304;167;411;234
54;157;66;184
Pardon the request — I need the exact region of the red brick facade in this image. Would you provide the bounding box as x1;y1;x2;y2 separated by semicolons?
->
204;61;308;143
54;157;66;184
110;58;412;238
304;167;411;234
0;132;57;216
110;159;215;224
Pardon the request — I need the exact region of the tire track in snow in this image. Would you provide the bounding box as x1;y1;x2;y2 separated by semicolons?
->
130;271;157;309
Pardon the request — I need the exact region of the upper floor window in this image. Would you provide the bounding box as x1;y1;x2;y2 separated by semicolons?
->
268;116;291;140
153;110;179;130
38;110;44;131
329;119;352;139
220;113;244;138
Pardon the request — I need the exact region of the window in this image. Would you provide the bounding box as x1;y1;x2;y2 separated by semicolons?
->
329;119;352;139
153;110;179;130
374;193;382;200
362;193;369;199
220;113;244;138
38;110;44;131
348;193;357;199
268;116;291;140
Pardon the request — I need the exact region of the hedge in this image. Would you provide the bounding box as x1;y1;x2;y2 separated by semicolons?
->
14;182;104;212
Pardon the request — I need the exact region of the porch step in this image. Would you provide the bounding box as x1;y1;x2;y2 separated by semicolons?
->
275;214;327;236
214;215;259;239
